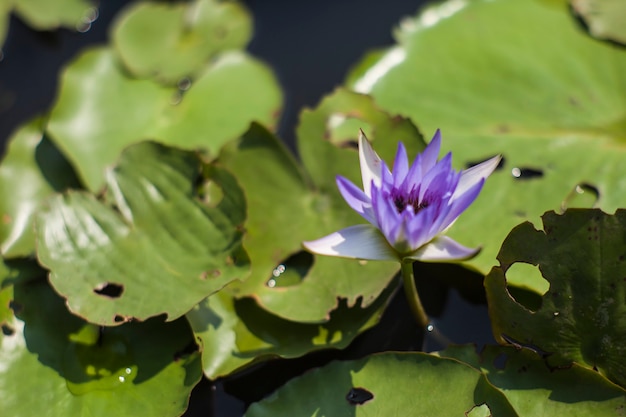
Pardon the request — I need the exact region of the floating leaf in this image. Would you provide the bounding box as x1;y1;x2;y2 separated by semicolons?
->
46;48;172;191
485;209;626;388
47;47;281;191
245;353;517;417
347;0;626;291
187;280;396;379
0;118;81;257
442;345;626;416
571;0;626;45
12;0;95;31
36;141;249;326
112;0;252;83
0;280;202;417
219;91;424;322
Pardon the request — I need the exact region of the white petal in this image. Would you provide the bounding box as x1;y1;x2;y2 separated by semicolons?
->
453;155;501;201
404;236;479;262
303;224;398;261
358;130;384;197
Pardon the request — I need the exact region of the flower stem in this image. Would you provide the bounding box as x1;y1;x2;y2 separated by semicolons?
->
400;260;429;329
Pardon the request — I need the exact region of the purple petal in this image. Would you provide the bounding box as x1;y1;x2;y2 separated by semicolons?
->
415;152;453;197
453;155;501;201
406;204;438;249
392;142;409;187
371;184;402;247
440;178;485;231
302;224;398;261
404;236;480;262
336;176;376;225
358;131;384;197
420;129;442;172
403;153;423;191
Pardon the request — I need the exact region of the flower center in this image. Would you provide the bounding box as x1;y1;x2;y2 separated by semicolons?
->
392;192;429;214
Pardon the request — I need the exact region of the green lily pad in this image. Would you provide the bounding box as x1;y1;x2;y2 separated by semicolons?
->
571;0;626;45
47;46;281;191
245;352;517;417
347;0;626;289
12;0;95;31
112;0;252;83
219;91;424;322
36;141;249;326
0;118;81;258
186;279;396;379
442;345;626;416
485;209;626;388
0;280;201;417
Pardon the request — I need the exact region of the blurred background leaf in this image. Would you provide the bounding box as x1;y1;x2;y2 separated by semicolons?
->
47;44;281;191
112;0;252;84
0;117;81;258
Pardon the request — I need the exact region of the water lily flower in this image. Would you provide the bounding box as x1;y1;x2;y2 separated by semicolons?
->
303;130;501;262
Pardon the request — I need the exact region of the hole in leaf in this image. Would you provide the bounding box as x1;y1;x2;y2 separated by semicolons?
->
1;323;15;336
94;283;124;299
9;300;22;314
504;262;548;312
196;179;224;207
511;166;543;180
560;182;600;211
346;387;374;405
266;251;313;288
466;155;505;171
178;77;191;91
114;315;126;323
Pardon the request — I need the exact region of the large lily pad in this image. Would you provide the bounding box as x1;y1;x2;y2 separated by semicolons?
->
187;280;396;379
485;209;626;388
36;141;249;326
47;46;281;191
0;118;81;258
219;91;424;322
112;0;252;83
442;345;626;415
0;280;202;417
347;0;626;289
245;352;517;417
